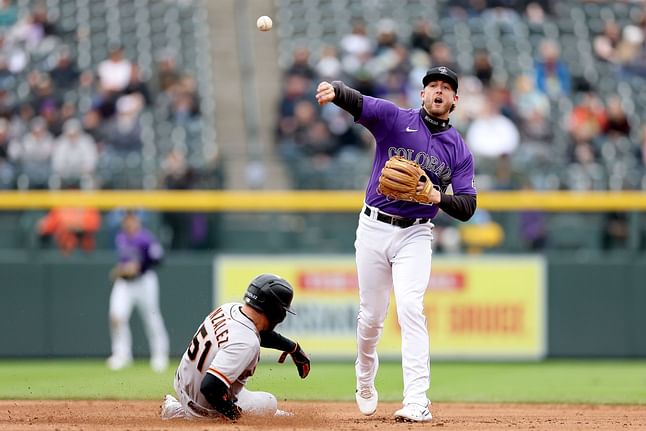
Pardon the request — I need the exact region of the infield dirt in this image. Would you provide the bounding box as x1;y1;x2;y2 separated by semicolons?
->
1;400;644;430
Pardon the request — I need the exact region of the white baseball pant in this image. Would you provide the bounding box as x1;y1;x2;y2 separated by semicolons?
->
173;372;277;418
108;270;169;363
354;205;433;406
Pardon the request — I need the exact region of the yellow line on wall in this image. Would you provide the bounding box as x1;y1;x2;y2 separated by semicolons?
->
0;190;645;211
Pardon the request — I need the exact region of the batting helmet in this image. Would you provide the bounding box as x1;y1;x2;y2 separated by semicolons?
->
244;274;295;329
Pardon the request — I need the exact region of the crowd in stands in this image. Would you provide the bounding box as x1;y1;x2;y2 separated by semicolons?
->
274;0;646;194
0;0;215;191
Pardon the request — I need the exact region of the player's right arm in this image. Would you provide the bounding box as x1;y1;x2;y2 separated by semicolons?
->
315;80;363;120
315;80;399;140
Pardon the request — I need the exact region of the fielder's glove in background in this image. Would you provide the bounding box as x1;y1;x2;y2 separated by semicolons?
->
377;156;434;204
278;343;310;378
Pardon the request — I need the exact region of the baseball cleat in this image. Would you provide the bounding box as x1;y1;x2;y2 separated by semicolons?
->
106;355;133;371
394;402;432;422
355;385;378;416
274;409;294;417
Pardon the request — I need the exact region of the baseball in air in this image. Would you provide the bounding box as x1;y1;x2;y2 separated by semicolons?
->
256;15;273;32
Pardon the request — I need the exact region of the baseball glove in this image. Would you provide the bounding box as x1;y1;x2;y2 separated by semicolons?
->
377;156;434;204
278;342;310;379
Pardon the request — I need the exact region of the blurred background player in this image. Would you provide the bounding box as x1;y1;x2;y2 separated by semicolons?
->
161;273;310;420
106;209;169;372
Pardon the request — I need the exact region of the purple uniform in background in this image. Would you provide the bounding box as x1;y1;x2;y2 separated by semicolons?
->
360;96;476;219
116;228;163;275
108;223;169;373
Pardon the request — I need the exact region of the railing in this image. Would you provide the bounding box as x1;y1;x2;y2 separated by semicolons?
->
1;190;646;211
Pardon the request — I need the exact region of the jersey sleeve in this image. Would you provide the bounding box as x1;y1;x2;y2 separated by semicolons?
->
145;231;163;265
206;339;259;388
357;96;399;141
451;151;477;195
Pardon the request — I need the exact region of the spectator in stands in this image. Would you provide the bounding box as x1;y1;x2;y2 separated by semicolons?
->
38;205;101;255
593;20;622;64
105;93;143;155
429;41;459;73
340;20;372;59
409;19;437;53
449;75;486;134
472;49;493;88
315;45;343;82
465;95;520;162
40;99;62;136
30;3;59;38
0;0;17;28
123;63;152;106
566;125;606;191
51;118;98;189
0;117;14;188
9;103;34;139
97;44;132;94
276;75;310;141
0;32;28;74
374;19;398;55
0;86;16;119
28;72;60;118
603;95;630;137
617;25;646;78
155;53;181;93
8;9;44;50
81;108;109;148
277;98;316;163
59;100;77;127
524;1;548;29
285;46;316;80
534;39;571;99
8;116;53;189
49;46;80;91
0;55;14;90
168;76;200;126
302;119;338;160
320;103;367;159
492;153;525;191
567;90;607;144
511;74;551;143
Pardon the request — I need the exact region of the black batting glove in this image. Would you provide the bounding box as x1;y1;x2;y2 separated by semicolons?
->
278;342;310;378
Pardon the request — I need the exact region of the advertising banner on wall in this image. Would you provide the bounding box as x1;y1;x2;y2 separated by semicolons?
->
214;255;546;360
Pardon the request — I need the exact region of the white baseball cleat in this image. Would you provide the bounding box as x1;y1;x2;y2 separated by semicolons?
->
160;394;185;420
274;409;294;417
106;355;133;371
355;385;378;416
394;402;432;422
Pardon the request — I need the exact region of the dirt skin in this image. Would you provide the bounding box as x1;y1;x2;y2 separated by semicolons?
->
1;400;645;431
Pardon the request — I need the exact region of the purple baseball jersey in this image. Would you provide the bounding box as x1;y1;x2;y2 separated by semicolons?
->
116;228;163;275
359;96;476;219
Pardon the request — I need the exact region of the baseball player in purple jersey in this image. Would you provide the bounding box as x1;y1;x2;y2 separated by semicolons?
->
107;210;170;373
315;66;476;422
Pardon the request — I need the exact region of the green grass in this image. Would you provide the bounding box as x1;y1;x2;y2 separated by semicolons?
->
1;359;645;404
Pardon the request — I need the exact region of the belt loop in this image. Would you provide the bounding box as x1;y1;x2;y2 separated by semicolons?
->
366;205;378;220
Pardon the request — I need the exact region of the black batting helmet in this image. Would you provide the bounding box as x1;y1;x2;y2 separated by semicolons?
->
244;274;295;328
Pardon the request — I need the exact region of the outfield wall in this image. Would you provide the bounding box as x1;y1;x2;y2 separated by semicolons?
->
1;251;645;358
